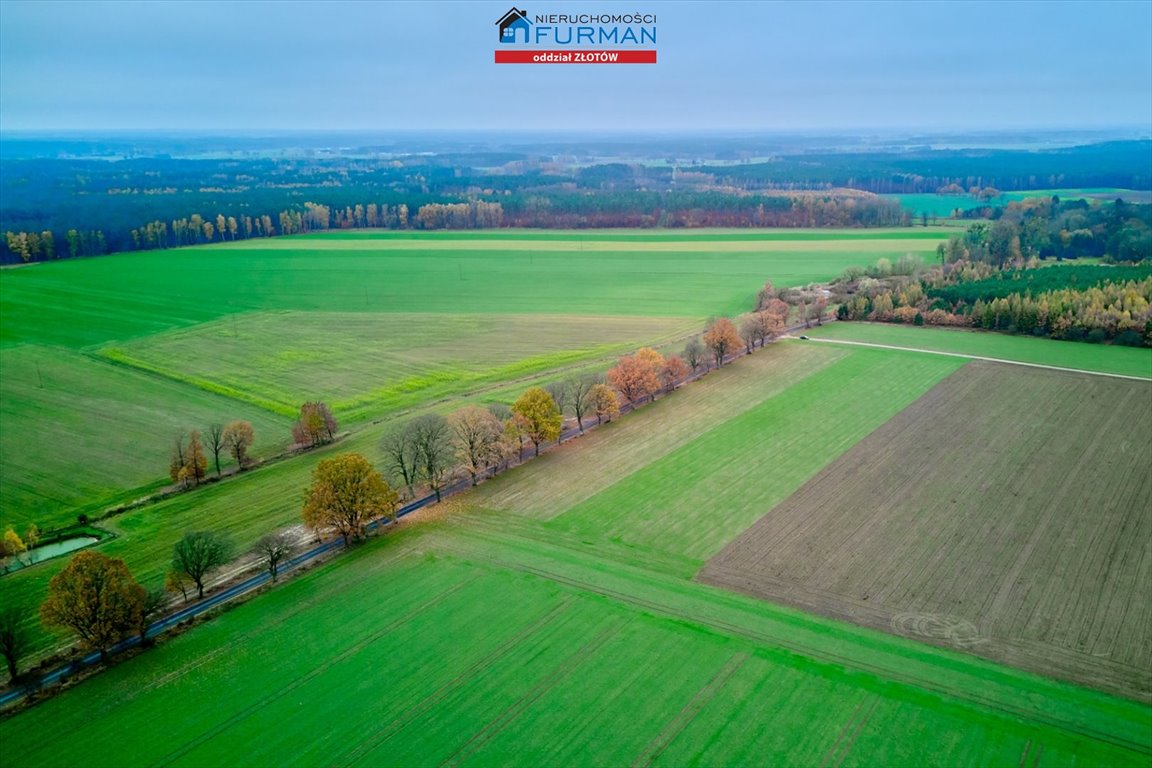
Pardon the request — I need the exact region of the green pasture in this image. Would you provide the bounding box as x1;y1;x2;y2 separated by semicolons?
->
0;360;585;658
806;322;1152;378
1;521;1146;767
547;349;962;562
1;229;949;531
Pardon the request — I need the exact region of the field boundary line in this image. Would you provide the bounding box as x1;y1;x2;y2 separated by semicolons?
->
796;337;1152;381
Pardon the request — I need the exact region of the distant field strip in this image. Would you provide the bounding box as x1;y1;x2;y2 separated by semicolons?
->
702;362;1152;701
547;348;964;563
808;322;1152;378
0;229;949;349
2;528;1147;767
471;344;962;566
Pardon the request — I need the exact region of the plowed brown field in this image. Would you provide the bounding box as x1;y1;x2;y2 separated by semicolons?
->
701;361;1152;701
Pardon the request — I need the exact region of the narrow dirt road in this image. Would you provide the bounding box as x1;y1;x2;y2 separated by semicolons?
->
795;336;1152;382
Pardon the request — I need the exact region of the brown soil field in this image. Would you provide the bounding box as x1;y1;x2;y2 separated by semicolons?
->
700;361;1152;701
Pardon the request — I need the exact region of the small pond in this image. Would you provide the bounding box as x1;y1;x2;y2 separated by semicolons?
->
4;536;100;572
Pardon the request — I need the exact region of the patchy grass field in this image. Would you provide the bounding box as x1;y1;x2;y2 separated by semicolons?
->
99;312;699;421
0;346;289;532
701;362;1152;701
1;522;1147;767
807;322;1152;378
0;229;948;530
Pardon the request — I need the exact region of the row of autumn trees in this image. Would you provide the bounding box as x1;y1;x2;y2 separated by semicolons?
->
303;314;786;546
2;201;499;262
0;306;791;680
1;192;910;263
167;402;338;490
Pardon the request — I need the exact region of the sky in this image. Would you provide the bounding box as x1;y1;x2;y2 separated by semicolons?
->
1;0;1150;132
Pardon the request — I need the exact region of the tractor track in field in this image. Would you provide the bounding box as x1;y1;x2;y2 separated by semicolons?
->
152;575;481;767
434;529;1152;756
345;598;584;766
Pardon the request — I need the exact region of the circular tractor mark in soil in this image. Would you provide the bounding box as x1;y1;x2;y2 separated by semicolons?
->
891;612;984;647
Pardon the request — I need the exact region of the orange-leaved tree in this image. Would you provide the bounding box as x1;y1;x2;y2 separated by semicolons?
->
293;401;338;448
40;551;146;659
662;355;690;392
512;387;562;457
589;383;620;424
302;453;398;543
703;317;742;368
608;348;663;405
222;420;255;469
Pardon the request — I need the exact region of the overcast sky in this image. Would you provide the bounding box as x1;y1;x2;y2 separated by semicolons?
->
1;0;1150;132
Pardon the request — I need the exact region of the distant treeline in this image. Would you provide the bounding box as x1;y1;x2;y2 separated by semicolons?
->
695;141;1152;193
1;191;908;262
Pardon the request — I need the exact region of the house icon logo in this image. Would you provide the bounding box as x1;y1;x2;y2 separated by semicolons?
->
496;7;531;43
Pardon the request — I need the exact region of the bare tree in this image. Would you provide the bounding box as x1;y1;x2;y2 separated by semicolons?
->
137;588;168;643
410;414;454;502
568;374;599;434
252;533;296;582
545;380;570;442
683;337;705;373
380;422;419;499
449;406;503;485
206;423;225;477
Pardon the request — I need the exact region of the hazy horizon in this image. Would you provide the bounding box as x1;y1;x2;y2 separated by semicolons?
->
2;0;1150;133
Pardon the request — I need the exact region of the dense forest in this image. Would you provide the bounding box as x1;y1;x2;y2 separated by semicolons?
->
937;196;1151;265
832;202;1152;346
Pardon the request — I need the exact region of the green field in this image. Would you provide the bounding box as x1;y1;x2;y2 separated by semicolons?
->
806;322;1152;378
99;312;700;420
0;229;950;531
475;346;963;565
1;461;1147;766
889;188;1152;218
